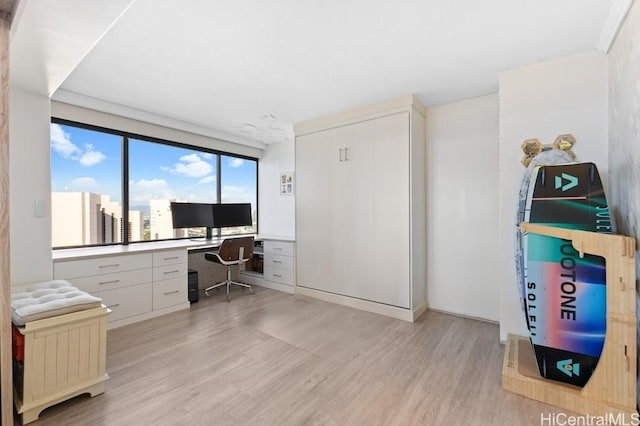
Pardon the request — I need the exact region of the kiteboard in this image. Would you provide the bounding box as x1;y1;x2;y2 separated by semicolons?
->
519;161;612;387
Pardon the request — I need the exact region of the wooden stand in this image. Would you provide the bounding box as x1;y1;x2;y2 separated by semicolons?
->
13;306;109;424
502;223;637;415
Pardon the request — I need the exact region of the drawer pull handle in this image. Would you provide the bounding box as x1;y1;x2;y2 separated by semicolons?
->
272;260;283;264
163;290;179;296
99;264;120;269
273;274;283;278
273;247;283;251
99;279;120;285
164;270;179;274
107;303;120;309
163;256;180;260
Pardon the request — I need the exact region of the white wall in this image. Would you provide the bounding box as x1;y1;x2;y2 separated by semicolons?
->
9;89;53;286
498;51;609;341
51;102;262;159
606;0;640;406
608;0;639;280
426;93;499;321
258;139;295;238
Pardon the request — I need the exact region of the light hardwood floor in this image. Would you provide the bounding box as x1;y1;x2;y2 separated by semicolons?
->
25;287;565;426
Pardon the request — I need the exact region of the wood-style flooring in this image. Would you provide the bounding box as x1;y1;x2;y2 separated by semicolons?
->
25;287;564;425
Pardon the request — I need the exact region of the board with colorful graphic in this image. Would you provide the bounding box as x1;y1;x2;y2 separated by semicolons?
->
521;162;613;387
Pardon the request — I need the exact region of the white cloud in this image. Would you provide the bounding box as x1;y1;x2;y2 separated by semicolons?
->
221;185;251;203
132;178;168;191
50;125;106;167
78;144;106;166
130;179;174;203
200;152;215;159
50;124;80;157
228;158;244;168
180;154;201;163
69;176;97;188
198;175;216;184
168;154;212;178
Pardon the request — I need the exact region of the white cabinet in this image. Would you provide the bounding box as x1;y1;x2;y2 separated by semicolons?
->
151;249;188;310
54;253;154;325
238;238;296;293
263;241;295;286
61;268;152;294
295;96;426;318
152;250;188;267
54;253;152;279
98;283;152;322
54;248;189;328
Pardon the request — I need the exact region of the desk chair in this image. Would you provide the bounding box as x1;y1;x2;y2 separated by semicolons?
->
204;236;254;301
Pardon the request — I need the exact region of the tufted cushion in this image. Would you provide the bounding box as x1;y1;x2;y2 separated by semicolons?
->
11;280;103;326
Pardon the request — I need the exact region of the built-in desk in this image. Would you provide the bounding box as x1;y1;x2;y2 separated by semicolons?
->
52;235;294;328
186;236;296;295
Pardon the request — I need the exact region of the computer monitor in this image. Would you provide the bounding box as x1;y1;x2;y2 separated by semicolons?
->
170;202;215;239
211;203;252;228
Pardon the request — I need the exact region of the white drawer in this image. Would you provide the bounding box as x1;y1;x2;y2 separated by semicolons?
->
153;249;188;267
263;265;294;285
264;253;294;270
153;263;188;282
94;283;152;323
54;253;153;279
153;277;187;309
65;268;152;294
264;240;294;257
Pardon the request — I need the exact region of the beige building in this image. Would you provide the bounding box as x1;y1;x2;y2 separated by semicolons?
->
149;199;186;240
51;192;102;247
128;210;144;242
51;192;145;247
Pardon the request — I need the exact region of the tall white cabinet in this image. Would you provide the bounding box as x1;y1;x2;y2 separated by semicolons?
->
294;96;427;321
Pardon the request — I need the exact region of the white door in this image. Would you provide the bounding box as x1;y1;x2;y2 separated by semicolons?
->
351;112;411;308
341;119;373;299
295;126;348;294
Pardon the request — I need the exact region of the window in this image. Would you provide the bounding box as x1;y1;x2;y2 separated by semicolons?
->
129;138;218;242
50;120;258;248
220;155;258;236
50;123;123;247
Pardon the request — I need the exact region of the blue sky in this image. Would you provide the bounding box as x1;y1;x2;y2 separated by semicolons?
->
51;123;257;208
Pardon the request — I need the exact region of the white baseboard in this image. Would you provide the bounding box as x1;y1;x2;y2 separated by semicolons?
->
294;286;420;322
412;302;428;321
107;302;190;330
427;307;499;325
239;272;295;294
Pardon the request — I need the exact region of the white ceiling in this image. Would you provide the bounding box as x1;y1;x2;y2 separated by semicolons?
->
11;0;624;147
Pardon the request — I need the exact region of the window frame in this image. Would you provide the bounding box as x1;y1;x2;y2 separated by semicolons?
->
51;117;259;250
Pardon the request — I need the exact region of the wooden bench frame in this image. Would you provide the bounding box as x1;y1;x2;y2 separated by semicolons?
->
13;306;109;424
503;223;637;416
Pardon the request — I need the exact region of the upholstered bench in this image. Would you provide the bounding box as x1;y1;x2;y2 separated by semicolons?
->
11;280;109;424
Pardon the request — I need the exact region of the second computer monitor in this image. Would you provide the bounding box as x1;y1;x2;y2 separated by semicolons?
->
211;203;252;228
170;202;215;228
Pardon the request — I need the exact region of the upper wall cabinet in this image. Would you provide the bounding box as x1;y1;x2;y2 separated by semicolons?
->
294;96;427;320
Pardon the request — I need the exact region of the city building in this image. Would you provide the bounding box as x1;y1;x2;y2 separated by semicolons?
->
51;192;146;246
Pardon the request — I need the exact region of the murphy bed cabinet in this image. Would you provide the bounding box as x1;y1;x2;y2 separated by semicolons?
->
294;95;427;322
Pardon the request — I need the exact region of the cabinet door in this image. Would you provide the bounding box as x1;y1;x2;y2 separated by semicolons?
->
94;283;152;322
296;125;348;293
350;112;411;308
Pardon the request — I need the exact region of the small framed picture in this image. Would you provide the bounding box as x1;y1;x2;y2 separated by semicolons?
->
280;172;294;195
